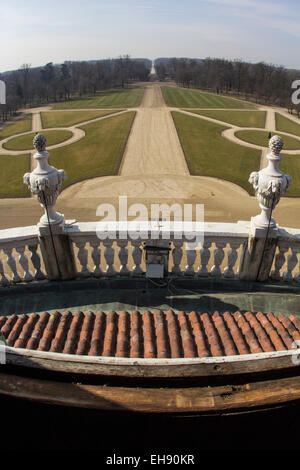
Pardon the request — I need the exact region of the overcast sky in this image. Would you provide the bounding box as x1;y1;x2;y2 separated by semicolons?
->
1;0;300;72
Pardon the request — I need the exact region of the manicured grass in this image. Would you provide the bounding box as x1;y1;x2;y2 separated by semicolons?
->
235;130;300;150
185;110;266;128
162;87;256;109
3;130;72;151
41;110;123;128
49;112;135;190
52;88;144;109
276;113;300;137
281;155;300;196
172;111;261;194
0;115;32;140
0;154;30;198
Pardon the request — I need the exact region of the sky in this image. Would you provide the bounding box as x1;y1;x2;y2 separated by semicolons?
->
1;0;300;72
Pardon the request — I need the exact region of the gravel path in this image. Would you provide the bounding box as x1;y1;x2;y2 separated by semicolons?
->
120;84;189;176
1;84;300;228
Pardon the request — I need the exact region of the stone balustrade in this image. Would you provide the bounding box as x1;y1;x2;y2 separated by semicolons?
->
0;225;45;285
1;220;300;285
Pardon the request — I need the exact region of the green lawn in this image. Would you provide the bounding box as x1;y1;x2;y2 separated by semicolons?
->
41;110;123;128
0;154;30;198
0;115;32;140
185;110;266;128
3;130;72;151
49;112;135;190
235;130;300;150
276;113;300;137
281;155;300;196
51;88;144;109
172;111;261;194
162;87;256;109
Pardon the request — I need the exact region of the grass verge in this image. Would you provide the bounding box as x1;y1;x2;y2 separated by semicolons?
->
4;130;72;151
41;110;123;128
185;110;266;128
0;154;30;198
275;113;300;137
162;87;256;109
49;112;135;190
52;88;144;109
236;130;300;150
0;115;32;140
281;155;300;196
172;111;261;194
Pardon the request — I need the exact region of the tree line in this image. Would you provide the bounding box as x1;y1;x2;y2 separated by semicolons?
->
0;56;151;122
155;57;300;114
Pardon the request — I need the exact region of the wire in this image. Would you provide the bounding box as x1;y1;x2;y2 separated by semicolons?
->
256;192;276;282
42;190;62;280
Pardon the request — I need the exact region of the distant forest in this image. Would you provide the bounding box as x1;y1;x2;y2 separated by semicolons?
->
0;56;151;121
1;55;300;122
155;57;300;113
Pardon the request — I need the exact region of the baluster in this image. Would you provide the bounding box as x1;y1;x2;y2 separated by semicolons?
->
184;242;197;276
0;253;9;286
16;246;33;282
172;240;183;275
293;247;300;283
90;239;102;277
283;246;298;281
131;239;143;276
224;241;240;278
3;248;21;282
103;240;116;277
117;239;129;276
270;242;289;280
75;240;90;277
197;240;211;277
28;244;45;280
210;241;226;277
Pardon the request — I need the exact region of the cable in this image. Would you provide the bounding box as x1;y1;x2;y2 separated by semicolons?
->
42;190;62;280
256;192;276;282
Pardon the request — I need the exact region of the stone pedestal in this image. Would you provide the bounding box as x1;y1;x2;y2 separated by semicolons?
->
239;135;292;282
239;234;277;282
39;225;77;281
23;133;77;281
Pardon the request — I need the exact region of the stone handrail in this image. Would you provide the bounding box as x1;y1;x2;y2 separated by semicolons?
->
1;221;300;285
67;221;250;279
0;225;45;284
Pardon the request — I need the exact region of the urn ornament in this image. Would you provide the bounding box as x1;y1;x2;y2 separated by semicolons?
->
23;133;66;227
249;135;291;231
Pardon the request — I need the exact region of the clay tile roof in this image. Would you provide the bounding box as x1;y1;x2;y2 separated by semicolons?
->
0;310;299;358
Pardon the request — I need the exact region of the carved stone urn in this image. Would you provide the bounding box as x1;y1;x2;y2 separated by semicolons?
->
23;133;66;227
248;135;292;232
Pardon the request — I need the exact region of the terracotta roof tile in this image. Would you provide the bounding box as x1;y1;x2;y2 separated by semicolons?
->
1;310;300;359
130;310;143;358
103;311;117;357
244;311;275;352
15;313;39;349
142;311;156;358
278;314;300;345
200;312;223;357
89;312;105;356
37;311;61;352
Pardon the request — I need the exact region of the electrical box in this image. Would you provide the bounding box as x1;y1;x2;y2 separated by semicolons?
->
144;243;171;278
146;263;164;279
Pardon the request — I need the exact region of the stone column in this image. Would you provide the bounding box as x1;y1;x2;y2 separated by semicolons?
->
239;135;292;282
24;133;77;280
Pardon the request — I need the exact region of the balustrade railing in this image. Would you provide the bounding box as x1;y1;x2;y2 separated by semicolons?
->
67;221;249;279
0;225;45;285
270;230;300;283
1;221;300;286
